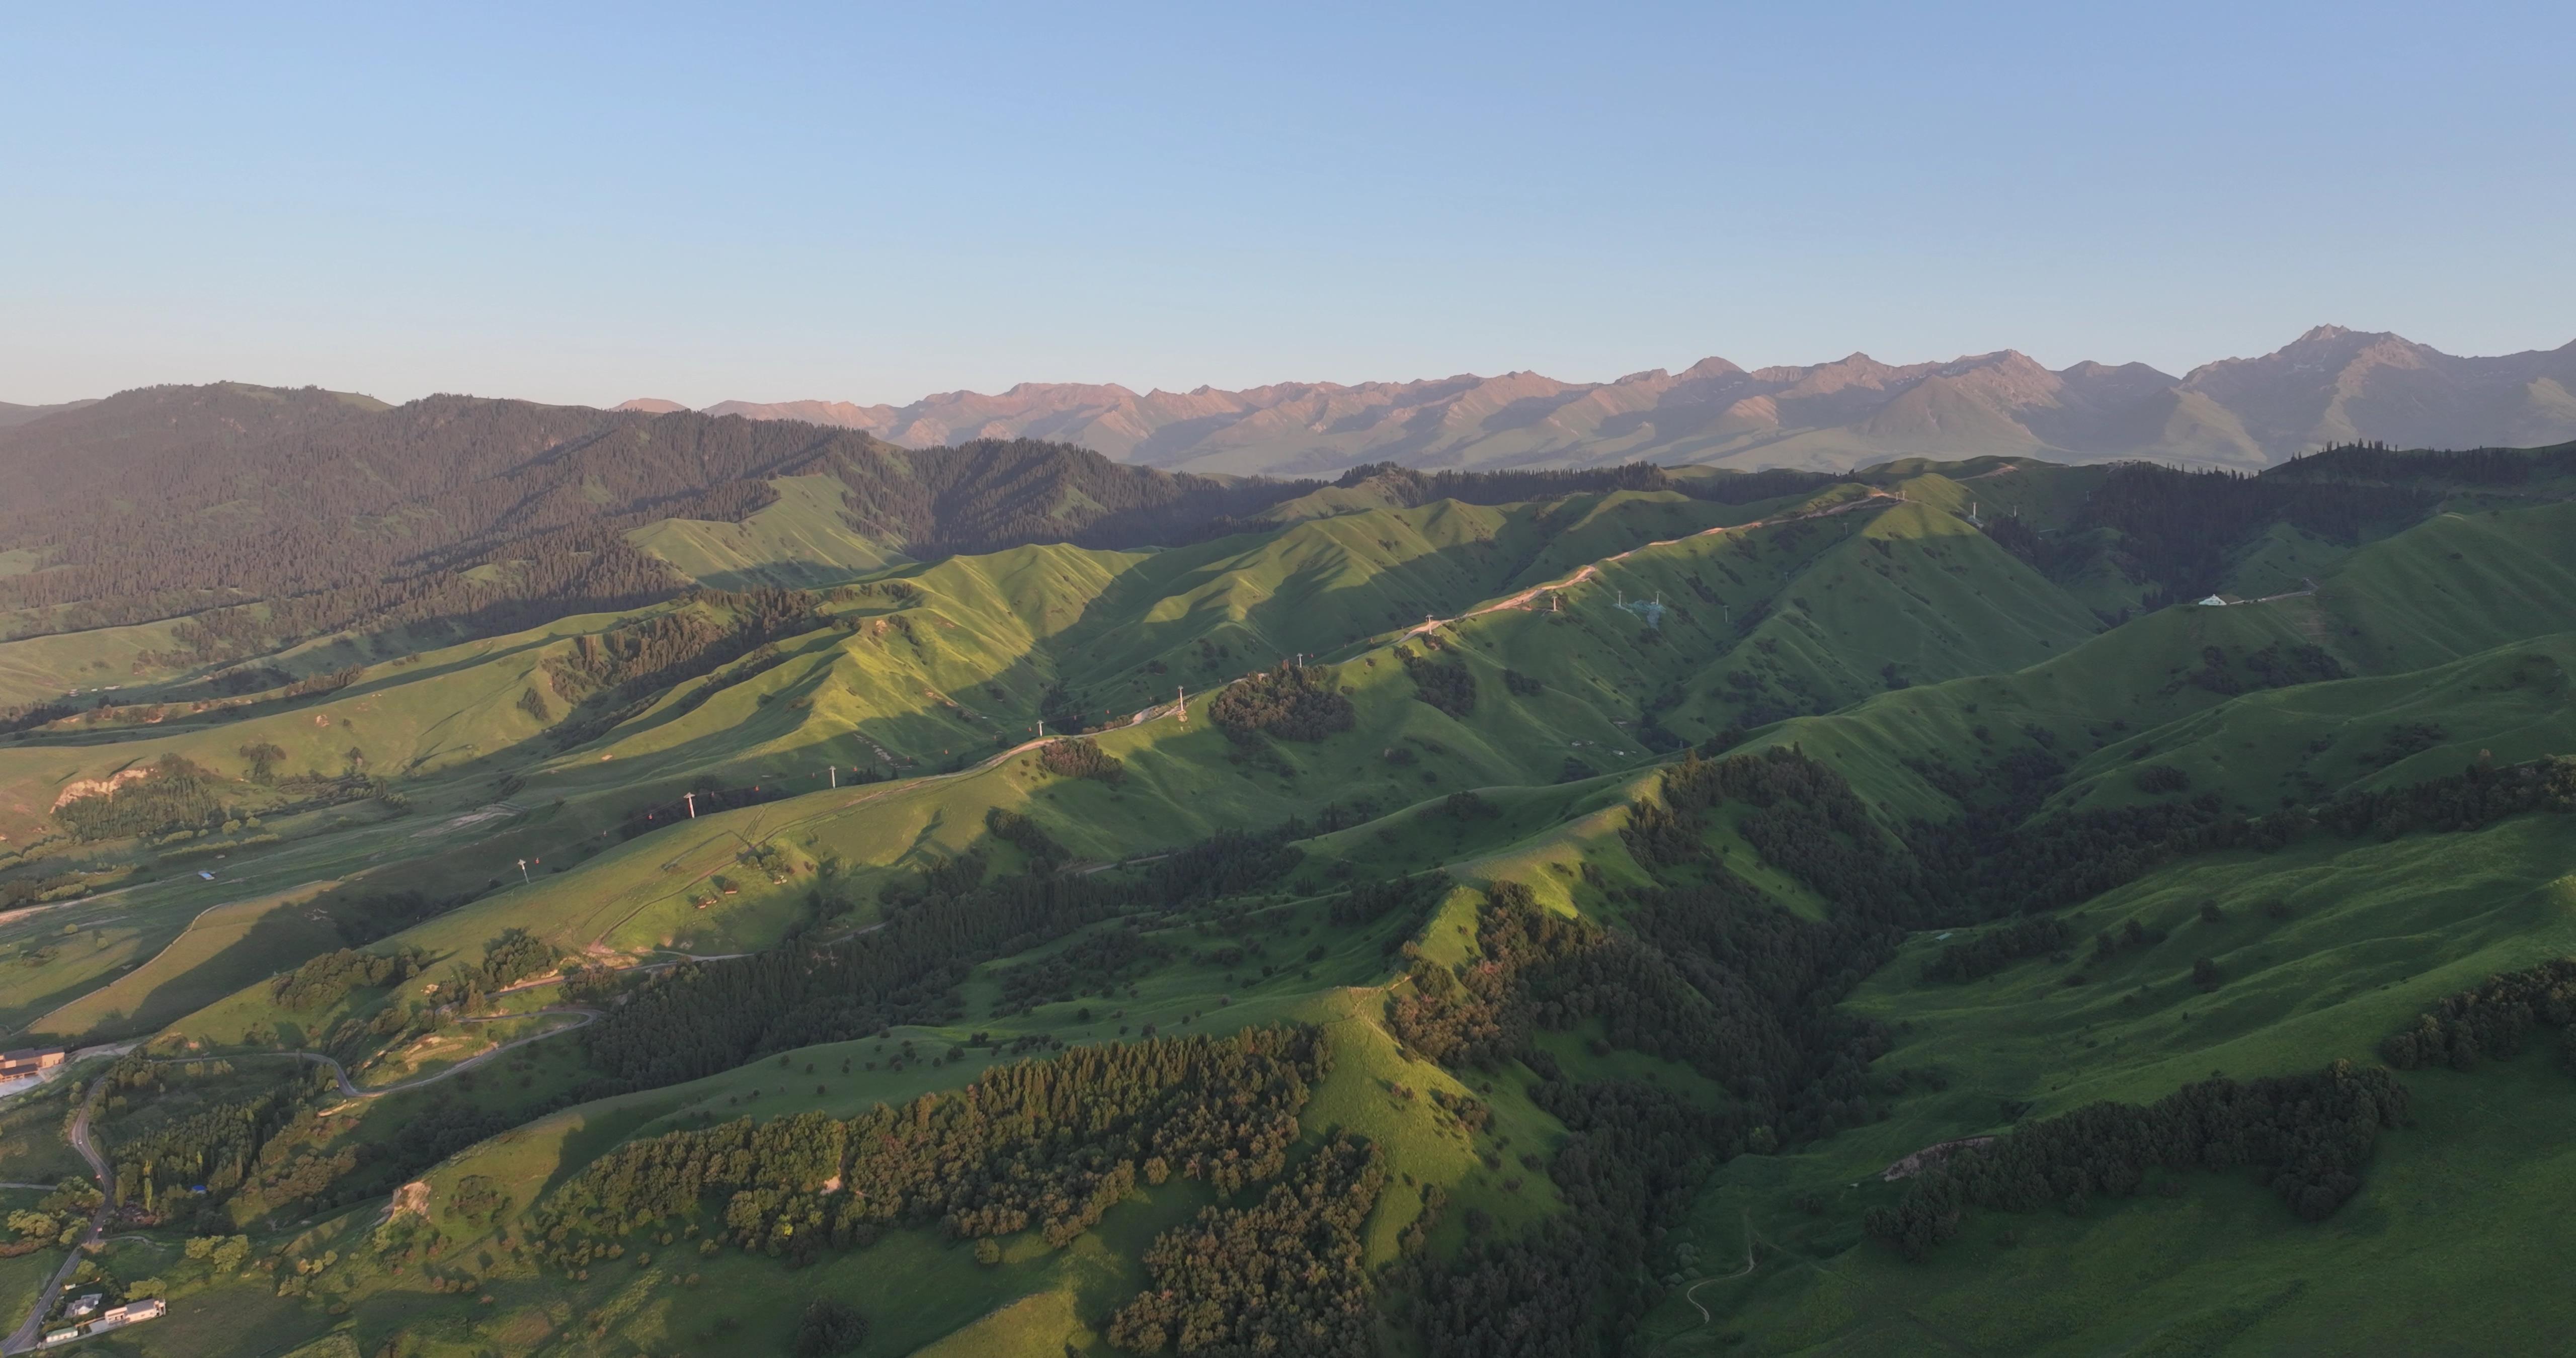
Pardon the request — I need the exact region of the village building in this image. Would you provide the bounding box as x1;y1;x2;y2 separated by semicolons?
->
96;1297;167;1329
0;1048;65;1078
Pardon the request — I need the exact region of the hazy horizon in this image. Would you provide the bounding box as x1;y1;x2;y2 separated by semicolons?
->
7;2;2571;408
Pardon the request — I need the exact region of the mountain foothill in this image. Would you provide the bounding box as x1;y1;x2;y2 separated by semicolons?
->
0;374;2572;1356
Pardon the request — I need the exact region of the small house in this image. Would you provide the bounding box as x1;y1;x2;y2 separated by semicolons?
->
96;1297;167;1328
65;1293;101;1318
0;1048;65;1078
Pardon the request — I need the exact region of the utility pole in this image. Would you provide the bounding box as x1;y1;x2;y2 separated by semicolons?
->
684;792;696;819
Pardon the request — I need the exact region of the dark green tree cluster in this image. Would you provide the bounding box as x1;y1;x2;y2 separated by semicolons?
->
542;589;820;723
456;928;559;993
2069;462;2435;604
95;1061;305;1220
1906;789;2236;922
1630;746;1923;909
2317;753;2576;840
537;1029;1325;1267
1105;1133;1387;1356
1406;1076;1736;1358
2382;958;2576;1071
2270;441;2576;488
1864;1060;2409;1257
792;1299;870;1357
578;870;1124;1091
2132;763;2192;794
1398;646;1476;719
984;806;1070;871
1921;917;2073;983
51;754;231;841
1035;737;1128;783
1324;872;1447;928
1206;662;1355;744
270;947;427;1010
0;871;78;912
580;815;1327;1092
0;699;74;736
989;927;1168;1016
871;437;1314;558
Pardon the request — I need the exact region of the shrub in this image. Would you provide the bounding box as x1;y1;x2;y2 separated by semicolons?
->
1036;738;1126;784
1208;663;1355;743
2133;764;2192;795
792;1299;869;1356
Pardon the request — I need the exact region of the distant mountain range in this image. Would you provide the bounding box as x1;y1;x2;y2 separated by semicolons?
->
621;326;2576;476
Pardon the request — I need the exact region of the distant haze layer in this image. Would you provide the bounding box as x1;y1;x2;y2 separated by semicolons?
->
620;326;2576;476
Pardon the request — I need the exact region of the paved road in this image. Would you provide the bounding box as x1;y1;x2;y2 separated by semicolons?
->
3;1079;113;1354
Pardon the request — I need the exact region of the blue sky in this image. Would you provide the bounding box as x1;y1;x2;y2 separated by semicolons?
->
5;2;2570;407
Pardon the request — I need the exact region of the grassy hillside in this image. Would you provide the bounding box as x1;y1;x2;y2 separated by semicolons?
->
1;451;2572;1358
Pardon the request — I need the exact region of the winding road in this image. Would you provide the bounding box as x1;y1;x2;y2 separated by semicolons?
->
0;1003;603;1351
3;1079;113;1355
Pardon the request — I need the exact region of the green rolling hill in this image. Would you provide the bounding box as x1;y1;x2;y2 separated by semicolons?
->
0;427;2571;1356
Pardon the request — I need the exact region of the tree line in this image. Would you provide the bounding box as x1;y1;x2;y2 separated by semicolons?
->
2382;957;2576;1072
1863;1060;2409;1257
536;1027;1324;1268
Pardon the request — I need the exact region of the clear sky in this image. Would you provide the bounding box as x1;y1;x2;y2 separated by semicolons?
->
5;2;2571;408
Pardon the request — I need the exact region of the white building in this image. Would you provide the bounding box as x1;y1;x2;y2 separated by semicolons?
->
96;1297;167;1329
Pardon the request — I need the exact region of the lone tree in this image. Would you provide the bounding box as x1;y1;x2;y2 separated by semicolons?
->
793;1299;868;1357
